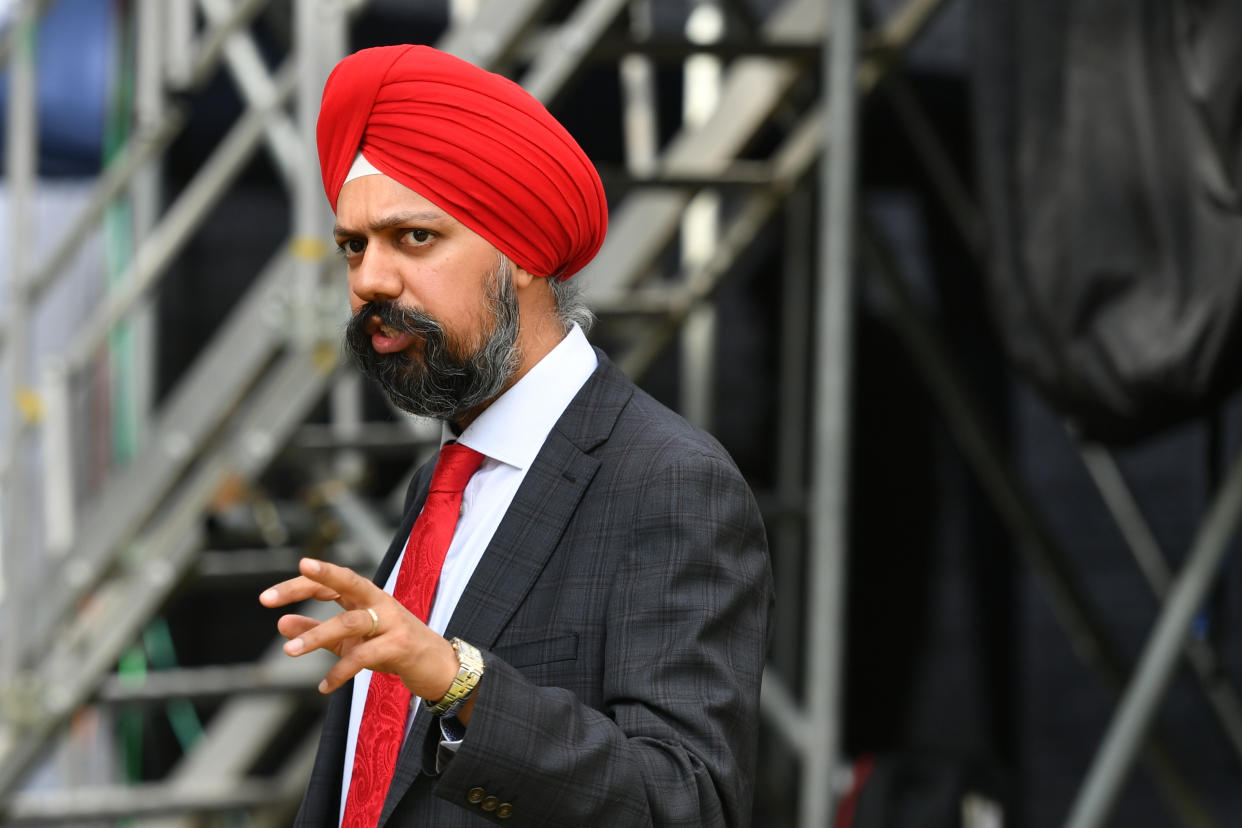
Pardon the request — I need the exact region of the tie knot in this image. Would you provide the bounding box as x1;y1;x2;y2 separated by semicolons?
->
429;443;485;494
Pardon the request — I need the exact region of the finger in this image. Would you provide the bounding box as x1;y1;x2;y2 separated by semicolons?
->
316;623;456;698
318;645;376;694
276;614;320;641
297;558;384;608
284;606;379;658
259;575;341;608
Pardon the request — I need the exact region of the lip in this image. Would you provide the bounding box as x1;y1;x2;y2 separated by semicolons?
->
365;316;417;354
371;330;417;354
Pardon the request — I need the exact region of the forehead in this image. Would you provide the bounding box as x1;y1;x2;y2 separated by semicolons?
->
334;174;452;228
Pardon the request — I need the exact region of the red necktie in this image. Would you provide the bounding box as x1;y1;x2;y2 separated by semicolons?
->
342;443;485;827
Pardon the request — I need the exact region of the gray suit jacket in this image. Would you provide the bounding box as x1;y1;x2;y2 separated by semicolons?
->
294;351;772;826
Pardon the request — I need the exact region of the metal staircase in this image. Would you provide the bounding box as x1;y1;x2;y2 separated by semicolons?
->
0;0;952;824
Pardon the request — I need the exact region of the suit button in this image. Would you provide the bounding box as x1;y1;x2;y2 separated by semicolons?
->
467;787;485;805
481;795;500;811
497;802;514;819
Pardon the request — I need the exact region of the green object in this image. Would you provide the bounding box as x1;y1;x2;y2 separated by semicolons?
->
103;1;139;466
116;644;145;783
143;621;204;751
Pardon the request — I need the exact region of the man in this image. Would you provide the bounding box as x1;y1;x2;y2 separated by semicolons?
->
260;44;772;827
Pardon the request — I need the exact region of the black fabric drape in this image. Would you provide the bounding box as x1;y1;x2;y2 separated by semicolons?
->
973;0;1242;442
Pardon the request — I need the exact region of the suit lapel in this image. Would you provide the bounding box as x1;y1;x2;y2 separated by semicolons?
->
381;353;633;824
449;352;632;647
452;432;598;636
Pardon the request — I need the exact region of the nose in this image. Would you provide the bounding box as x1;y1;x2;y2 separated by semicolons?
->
349;244;404;306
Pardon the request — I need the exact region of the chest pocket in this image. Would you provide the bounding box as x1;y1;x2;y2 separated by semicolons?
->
493;632;578;669
493;633;582;692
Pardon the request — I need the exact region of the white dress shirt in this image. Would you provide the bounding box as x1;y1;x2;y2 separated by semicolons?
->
338;324;598;823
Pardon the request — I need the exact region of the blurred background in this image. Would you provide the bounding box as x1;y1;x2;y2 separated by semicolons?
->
1;0;1241;825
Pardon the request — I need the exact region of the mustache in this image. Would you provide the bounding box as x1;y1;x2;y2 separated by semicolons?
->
345;300;442;341
340;256;520;421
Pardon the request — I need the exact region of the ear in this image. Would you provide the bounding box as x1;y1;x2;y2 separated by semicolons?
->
512;266;555;308
512;266;558;325
512;265;539;290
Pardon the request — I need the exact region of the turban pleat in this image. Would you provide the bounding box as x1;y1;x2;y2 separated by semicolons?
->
317;45;608;280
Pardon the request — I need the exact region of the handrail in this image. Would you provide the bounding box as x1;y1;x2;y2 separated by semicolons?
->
183;0;269;89
62;60;298;375
18;111;184;311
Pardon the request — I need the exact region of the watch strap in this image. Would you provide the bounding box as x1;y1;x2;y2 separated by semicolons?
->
423;637;484;718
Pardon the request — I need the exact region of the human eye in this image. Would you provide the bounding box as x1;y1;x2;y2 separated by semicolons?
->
335;237;366;258
401;228;434;246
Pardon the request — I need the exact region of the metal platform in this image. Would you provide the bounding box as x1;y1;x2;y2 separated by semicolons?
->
3;1;1235;826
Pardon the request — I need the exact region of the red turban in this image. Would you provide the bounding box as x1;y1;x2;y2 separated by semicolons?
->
316;45;608;281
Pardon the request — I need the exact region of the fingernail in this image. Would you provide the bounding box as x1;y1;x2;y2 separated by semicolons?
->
259;589;277;604
318;680;329;694
303;558;321;575
285;638;304;655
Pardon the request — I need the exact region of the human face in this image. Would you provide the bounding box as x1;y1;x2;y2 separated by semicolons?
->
334;174;501;348
334;174;520;422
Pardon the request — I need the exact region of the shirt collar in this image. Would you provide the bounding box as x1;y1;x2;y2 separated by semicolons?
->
440;324;598;469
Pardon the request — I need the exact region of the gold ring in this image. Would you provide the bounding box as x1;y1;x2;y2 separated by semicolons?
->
365;607;379;639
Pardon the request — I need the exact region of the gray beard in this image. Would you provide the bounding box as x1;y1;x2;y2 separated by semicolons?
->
343;259;521;422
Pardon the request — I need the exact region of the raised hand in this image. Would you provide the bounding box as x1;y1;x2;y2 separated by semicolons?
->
259;558;460;706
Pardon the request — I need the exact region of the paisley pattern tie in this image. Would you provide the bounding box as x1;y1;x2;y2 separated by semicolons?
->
341;443;486;827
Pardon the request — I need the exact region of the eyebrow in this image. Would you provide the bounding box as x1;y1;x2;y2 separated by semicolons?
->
333;210;455;237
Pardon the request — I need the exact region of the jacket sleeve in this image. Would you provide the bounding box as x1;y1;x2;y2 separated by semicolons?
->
429;450;772;826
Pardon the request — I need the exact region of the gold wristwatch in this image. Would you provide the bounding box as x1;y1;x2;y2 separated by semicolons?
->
423;637;485;718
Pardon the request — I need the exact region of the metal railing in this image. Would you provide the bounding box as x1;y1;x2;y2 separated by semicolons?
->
8;1;1227;825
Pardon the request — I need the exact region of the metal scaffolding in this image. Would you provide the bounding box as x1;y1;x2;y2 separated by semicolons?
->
3;0;1237;825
